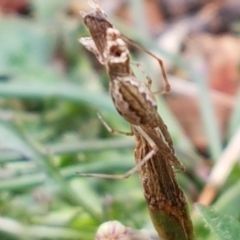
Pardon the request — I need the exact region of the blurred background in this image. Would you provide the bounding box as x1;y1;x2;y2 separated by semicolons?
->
0;0;240;239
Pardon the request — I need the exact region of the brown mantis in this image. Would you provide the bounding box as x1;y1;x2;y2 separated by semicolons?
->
80;1;184;175
79;1;194;239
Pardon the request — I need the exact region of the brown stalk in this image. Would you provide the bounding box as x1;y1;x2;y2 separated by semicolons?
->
134;128;193;240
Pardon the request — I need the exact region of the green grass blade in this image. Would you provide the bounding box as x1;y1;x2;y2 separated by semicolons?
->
196;204;240;240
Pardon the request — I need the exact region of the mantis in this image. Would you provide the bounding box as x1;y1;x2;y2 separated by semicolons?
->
79;1;194;239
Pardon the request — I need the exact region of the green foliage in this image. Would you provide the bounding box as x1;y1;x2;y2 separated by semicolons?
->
0;1;240;240
196;204;240;240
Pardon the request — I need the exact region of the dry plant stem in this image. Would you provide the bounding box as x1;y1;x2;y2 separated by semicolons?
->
134;128;194;240
198;126;240;205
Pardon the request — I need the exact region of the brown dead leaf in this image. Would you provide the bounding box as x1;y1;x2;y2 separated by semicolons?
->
0;0;29;14
165;90;233;154
165;34;240;154
189;34;240;95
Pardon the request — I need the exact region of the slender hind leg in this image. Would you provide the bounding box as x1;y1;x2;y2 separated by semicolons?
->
130;62;153;88
77;125;159;179
122;35;170;93
97;112;133;136
77;147;157;179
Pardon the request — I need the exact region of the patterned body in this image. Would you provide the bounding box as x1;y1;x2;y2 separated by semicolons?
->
104;28;180;168
110;76;157;125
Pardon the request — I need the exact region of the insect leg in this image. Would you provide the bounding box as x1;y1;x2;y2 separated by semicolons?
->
77;127;159;179
97;112;133;136
122;34;170;93
77;147;156;179
79;37;105;64
130;61;153;89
